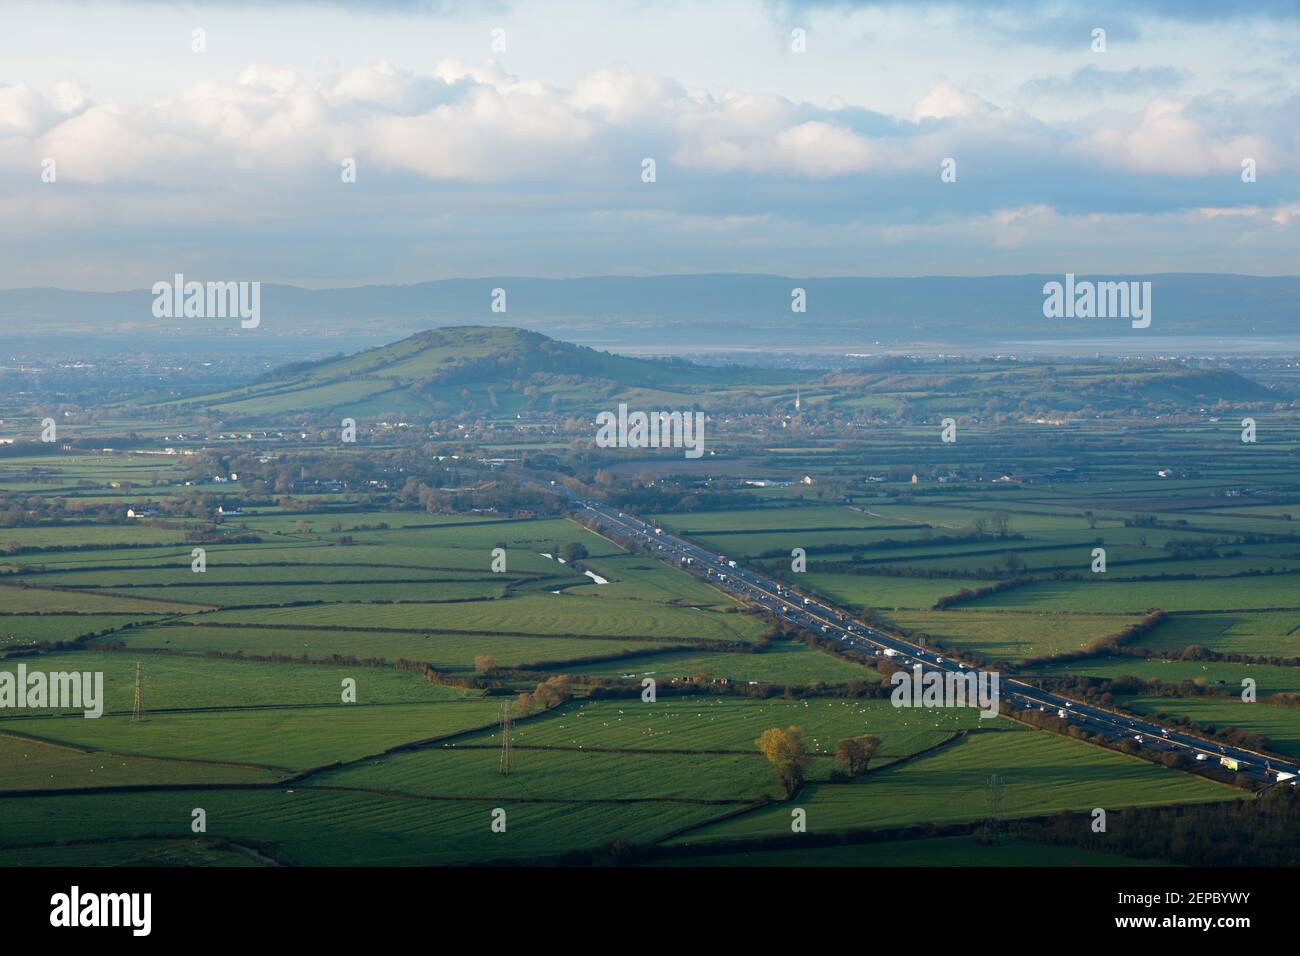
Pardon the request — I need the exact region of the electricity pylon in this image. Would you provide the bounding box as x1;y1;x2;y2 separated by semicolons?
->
499;701;512;775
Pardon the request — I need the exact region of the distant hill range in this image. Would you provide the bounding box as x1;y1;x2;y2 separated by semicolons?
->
137;325;1278;425
4;274;1298;352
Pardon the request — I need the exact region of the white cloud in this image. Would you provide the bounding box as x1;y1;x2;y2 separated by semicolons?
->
911;81;996;123
1071;98;1274;176
2;50;1297;286
0;83;57;136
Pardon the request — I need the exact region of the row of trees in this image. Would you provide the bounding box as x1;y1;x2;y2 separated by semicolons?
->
1017;787;1300;866
512;675;573;718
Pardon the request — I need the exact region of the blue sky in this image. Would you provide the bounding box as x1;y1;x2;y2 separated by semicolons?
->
2;0;1298;288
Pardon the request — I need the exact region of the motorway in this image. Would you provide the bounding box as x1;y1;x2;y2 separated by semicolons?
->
570;496;1300;786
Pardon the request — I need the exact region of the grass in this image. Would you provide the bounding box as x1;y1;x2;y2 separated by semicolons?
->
1134;611;1300;658
201;594;768;643
318;745;779;801
0;733;284;790
653;506;889;535
1123;696;1300;759
0;614;167;651
0;700;503;771
668;722;1237;845
117;624;685;671
883;609;1142;662
967;577;1300;613
5;425;1300;865
0;585;207;613
0;651;474;714
482;696;978;767
0;838;268;867
65;581;512;607
0;788;731;866
541;640;878;684
1024;655;1300;695
0;525;197;548
13;565;512;586
802;574;992;610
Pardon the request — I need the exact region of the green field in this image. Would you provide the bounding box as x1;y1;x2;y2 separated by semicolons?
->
199;593;766;643
542;640;877;684
1123;696;1300;758
0;839;267;867
118;624;685;671
5;342;1300;867
670;722;1237;845
967;577;1300;613
883;609;1141;662
0;788;731;866
1;701;504;770
0;651;472;713
0;586;207;614
1025;655;1300;695
0;734;284;790
1134;611;1300;658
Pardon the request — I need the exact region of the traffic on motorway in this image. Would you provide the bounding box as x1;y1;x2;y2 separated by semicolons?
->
572;497;1300;786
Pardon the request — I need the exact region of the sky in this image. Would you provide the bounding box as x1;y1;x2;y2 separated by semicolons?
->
2;0;1298;289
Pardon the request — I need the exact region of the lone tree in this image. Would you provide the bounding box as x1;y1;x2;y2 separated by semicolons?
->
756;725;811;798
835;734;881;777
997;551;1026;577
560;541;589;564
473;655;497;675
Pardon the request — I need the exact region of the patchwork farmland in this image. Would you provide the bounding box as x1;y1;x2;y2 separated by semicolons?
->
3;333;1300;869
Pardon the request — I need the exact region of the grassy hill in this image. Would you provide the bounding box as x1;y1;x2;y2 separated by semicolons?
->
140;326;794;422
